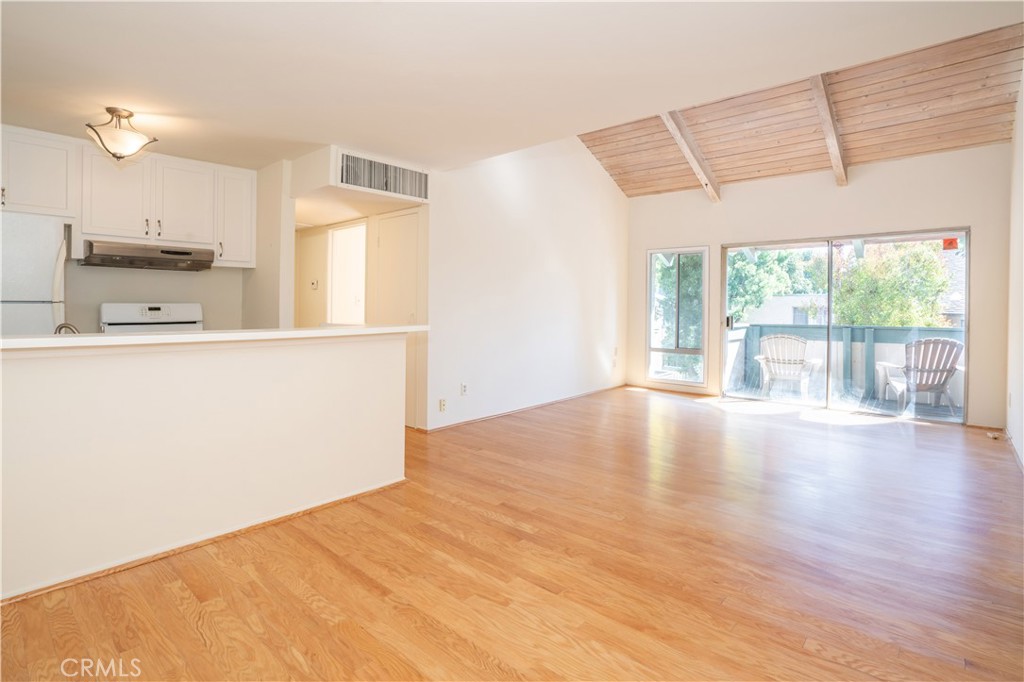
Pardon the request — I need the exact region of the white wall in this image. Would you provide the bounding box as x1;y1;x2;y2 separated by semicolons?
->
294;225;329;328
628;144;1012;428
427;137;629;429
65;264;243;332
745;293;829;325
1;333;407;598
1007;95;1023;465
243;160;295;329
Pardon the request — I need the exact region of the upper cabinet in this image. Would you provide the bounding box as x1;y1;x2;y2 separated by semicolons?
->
215;167;256;268
6;126;256;267
1;126;81;218
81;147;151;239
83;149;214;246
153;156;216;244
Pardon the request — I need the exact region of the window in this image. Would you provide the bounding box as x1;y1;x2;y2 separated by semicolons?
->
648;247;708;384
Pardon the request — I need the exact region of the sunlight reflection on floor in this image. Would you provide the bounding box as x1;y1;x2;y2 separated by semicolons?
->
629;389;946;428
694;396;804;416
691;396;937;427
798;409;897;427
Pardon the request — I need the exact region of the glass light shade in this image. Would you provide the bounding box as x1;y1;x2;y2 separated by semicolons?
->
86;126;150;158
85;107;157;161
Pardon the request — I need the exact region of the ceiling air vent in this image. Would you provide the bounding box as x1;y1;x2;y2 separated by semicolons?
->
339;154;428;200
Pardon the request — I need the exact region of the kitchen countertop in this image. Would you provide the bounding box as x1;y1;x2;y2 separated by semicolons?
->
0;324;429;350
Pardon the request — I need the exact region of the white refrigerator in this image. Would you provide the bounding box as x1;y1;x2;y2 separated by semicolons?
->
1;212;69;336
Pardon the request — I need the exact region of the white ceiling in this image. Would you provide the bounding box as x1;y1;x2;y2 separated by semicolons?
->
2;2;1021;172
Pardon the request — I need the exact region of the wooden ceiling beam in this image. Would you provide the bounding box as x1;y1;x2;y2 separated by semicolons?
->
660;111;721;202
809;73;848;186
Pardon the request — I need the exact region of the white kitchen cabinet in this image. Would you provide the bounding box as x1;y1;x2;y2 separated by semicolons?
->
1;126;81;218
5;124;255;267
82;147;151;239
153;157;215;244
215;167;256;268
82;150;216;247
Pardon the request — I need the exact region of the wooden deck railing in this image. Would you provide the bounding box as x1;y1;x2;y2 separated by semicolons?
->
729;324;965;397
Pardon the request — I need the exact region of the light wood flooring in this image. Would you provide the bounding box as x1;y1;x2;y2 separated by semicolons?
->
3;388;1022;681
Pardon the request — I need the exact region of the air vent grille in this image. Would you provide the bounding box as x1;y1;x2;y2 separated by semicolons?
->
340;154;428;200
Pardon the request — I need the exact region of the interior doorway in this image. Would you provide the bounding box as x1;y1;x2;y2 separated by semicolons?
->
293;207;427;428
722;230;968;424
327;222;366;325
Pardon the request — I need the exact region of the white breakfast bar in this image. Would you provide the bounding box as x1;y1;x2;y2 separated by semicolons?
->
1;325;426;599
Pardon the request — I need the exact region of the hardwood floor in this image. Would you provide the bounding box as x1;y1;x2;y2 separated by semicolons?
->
3;387;1021;681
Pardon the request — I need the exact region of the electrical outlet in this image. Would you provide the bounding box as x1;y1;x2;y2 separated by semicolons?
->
460;383;468;396
439;398;447;412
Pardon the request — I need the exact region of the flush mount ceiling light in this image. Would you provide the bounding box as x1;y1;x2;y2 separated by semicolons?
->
85;107;157;161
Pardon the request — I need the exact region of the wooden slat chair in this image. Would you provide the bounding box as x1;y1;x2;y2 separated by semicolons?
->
755;334;821;400
882;338;964;415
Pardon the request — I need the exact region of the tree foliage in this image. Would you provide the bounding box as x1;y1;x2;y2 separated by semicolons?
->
726;242;952;328
650;252;704;381
833;242;950;327
651;252;704;348
726;249;827;321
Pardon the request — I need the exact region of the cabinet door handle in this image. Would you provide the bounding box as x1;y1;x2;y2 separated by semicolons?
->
218;241;224;258
1;187;6;207
145;218;150;236
157;219;162;237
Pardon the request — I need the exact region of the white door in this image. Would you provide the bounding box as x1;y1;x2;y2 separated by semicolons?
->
376;211;419;325
328;224;366;325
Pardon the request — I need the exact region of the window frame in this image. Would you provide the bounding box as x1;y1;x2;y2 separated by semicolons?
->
646;245;710;388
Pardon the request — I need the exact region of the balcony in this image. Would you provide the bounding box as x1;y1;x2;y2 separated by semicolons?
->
724;323;966;422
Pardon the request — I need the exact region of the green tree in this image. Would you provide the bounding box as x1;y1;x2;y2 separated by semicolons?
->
727;249;827;321
833;242;950;327
650;252;704;381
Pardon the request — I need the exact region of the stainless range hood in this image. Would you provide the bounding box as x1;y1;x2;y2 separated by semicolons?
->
82;240;214;271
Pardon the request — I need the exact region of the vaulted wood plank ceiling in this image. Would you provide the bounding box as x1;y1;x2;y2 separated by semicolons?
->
580;23;1023;199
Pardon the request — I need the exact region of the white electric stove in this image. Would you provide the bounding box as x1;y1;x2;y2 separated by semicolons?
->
99;303;204;333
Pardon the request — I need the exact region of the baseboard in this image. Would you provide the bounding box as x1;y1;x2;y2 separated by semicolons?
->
424;383;627;432
0;479;407;606
1010;433;1023;472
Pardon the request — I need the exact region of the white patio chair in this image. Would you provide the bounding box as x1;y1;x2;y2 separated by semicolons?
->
879;338;964;415
755;334;821;400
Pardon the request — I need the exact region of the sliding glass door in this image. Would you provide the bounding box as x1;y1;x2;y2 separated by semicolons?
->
829;232;967;422
723;231;967;424
722;243;829;406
